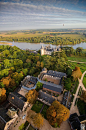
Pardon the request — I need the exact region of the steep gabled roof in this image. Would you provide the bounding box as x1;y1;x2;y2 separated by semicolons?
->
47;70;66;78
0;107;11;130
38;90;55;104
8;92;27;110
0;116;6;130
43;83;62;93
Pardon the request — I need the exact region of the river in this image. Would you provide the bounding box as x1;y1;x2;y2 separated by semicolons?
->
0;41;86;50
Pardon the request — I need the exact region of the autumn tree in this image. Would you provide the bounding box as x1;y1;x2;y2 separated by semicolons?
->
0;88;6;103
1;75;16;89
41;62;44;68
32;113;44;128
25;89;38;104
36;61;41;68
2;78;10;88
72;66;82;80
47;100;70;127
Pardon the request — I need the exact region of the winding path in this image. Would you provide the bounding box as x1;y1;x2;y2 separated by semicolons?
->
68;60;86;64
70;71;86;114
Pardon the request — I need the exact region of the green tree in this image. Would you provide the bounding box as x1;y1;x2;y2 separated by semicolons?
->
64;78;71;90
76;47;83;55
66;67;72;77
19;123;24;130
35;82;43;91
4;59;12;68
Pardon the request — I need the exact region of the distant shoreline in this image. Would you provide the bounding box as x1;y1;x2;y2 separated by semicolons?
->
0;42;12;45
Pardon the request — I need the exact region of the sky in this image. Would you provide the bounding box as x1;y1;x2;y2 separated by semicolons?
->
0;0;86;31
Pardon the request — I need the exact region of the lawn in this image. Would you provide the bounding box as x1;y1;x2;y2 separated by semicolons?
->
0;32;85;39
56;34;83;38
41;105;49;119
31;100;49;119
0;32;44;38
83;74;86;88
67;61;86;73
31;100;43;113
67;56;86;62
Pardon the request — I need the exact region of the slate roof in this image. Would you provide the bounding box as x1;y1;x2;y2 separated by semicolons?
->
0;107;11;122
43;83;62;93
38;90;55;104
69;113;81;130
8;92;27;110
47;70;66;78
0;116;6;130
0;107;11;130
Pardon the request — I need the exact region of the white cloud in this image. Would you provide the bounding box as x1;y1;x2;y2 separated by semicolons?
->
0;1;86;30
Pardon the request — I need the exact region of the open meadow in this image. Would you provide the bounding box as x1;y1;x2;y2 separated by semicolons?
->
0;31;85;39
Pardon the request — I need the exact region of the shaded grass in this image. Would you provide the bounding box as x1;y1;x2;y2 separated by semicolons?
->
31;100;43;113
41;105;49;119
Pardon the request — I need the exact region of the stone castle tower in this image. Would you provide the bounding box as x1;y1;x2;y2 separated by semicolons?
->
41;45;44;56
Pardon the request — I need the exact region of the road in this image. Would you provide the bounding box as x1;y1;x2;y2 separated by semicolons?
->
70;71;86;114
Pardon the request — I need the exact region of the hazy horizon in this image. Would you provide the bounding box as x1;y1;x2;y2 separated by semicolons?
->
0;0;86;31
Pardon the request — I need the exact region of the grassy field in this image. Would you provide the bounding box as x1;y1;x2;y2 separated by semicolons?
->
67;56;86;62
0;32;85;39
0;32;43;38
55;34;83;38
67;61;86;73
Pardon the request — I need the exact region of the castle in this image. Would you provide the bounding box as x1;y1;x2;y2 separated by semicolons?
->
40;44;61;56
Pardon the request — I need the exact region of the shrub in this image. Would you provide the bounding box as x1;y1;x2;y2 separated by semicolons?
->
19;123;24;130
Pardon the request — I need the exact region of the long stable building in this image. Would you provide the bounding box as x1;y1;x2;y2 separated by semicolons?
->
38;68;66;95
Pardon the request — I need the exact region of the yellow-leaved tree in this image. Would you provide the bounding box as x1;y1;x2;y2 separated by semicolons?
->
25;89;38;104
32;113;44;128
47;100;70;127
0;88;6;103
72;66;82;80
